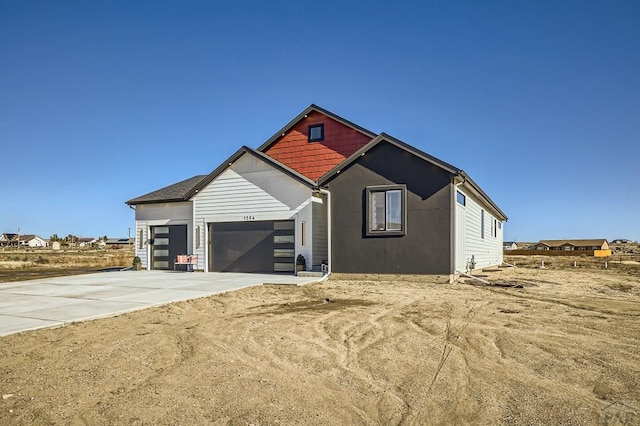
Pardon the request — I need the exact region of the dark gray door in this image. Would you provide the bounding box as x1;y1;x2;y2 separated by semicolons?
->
209;221;295;273
151;225;187;270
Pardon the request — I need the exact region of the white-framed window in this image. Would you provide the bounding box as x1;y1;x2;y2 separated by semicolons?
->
456;191;466;206
366;185;407;236
481;209;485;239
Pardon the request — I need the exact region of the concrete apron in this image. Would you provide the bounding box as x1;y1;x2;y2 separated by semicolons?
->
0;271;319;337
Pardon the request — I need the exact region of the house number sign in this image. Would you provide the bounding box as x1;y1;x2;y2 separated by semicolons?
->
243;216;256;221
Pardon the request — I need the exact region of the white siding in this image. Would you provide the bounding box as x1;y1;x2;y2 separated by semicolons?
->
133;202;193;270
192;154;314;272
455;188;503;272
27;237;48;247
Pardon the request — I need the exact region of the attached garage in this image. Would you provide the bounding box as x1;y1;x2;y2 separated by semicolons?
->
208;220;295;273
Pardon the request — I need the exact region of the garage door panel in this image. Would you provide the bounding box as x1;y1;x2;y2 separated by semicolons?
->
209;221;294;273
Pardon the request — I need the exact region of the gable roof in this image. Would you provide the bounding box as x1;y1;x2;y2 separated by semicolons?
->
256;104;377;153
317;132;508;221
537;239;608;247
184;146;316;199
126;175;207;205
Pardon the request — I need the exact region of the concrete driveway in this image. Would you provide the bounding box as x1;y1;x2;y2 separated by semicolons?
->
0;271;319;337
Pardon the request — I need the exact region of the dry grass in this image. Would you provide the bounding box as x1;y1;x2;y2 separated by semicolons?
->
1;264;639;424
0;248;134;282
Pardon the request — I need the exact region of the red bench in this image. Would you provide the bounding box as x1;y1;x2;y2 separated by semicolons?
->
174;254;197;272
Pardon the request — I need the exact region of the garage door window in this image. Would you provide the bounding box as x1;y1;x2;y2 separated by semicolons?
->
274;248;295;257
274;235;295;244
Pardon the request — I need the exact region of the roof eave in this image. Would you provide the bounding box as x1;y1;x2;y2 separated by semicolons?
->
126;197;188;206
458;171;508;221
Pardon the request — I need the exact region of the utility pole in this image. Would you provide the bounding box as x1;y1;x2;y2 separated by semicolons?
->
16;227;20;249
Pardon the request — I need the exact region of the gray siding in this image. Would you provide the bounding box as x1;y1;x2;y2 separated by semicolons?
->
326;141;453;275
312;194;328;267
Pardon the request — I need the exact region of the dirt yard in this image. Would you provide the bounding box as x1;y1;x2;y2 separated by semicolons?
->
1;266;639;425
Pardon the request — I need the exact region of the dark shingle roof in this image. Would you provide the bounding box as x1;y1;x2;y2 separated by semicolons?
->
126;175;207;205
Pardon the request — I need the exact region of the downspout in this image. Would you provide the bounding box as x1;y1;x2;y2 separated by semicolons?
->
319;188;331;275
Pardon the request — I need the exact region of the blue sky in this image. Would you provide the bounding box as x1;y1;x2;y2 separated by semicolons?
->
1;0;639;242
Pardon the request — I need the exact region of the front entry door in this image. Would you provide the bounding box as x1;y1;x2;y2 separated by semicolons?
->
151;225;187;270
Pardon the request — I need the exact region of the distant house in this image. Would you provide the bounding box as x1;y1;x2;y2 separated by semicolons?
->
612;239;631;244
106;238;134;248
0;233;47;248
19;235;48;248
0;233;17;247
76;237;100;247
533;239;609;252
503;241;519;251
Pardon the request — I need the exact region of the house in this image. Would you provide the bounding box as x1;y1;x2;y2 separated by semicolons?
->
512;239;611;257
126;105;507;278
19;235;48;248
503;241;519;251
534;239;610;252
0;233;17;247
76;237;97;247
612;239;631;244
105;238;134;248
0;233;48;248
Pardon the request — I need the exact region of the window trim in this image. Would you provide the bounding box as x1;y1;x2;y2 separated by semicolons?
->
481;209;485;239
365;184;407;237
308;124;324;142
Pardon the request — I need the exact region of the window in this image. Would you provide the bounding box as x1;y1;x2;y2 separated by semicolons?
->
274;235;295;244
366;185;407;236
498;221;502;229
138;229;144;249
195;226;201;249
481;210;485;239
308;124;324;142
456;191;466;206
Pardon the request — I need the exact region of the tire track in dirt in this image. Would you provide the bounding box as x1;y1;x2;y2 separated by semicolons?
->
70;321;200;424
310;299;425;424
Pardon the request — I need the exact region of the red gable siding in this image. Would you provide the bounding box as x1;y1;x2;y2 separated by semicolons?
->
264;111;373;181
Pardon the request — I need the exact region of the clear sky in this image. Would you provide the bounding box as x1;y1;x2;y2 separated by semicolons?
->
1;0;639;242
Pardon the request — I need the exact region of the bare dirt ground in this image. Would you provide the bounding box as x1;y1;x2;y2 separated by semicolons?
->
1;266;639;425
